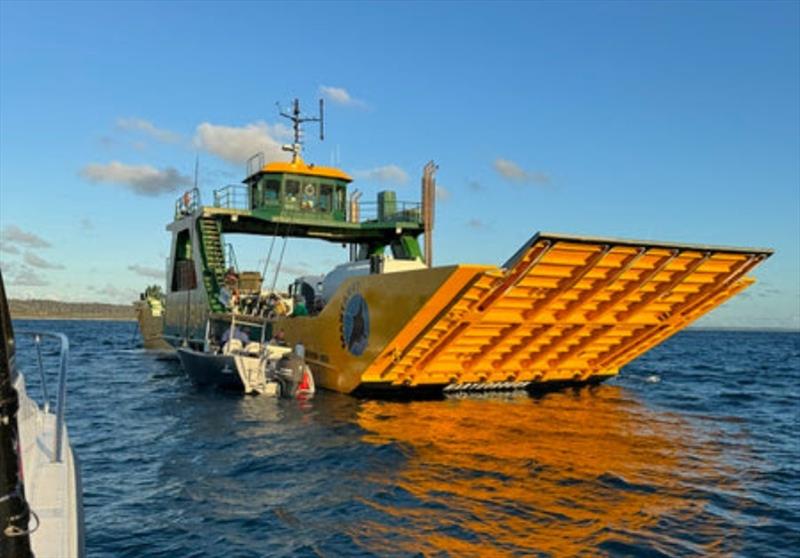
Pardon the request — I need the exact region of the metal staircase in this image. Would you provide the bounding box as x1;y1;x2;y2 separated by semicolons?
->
198;218;226;313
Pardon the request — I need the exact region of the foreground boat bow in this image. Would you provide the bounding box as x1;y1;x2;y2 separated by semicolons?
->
0;272;84;557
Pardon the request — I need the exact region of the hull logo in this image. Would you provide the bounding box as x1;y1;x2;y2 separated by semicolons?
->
341;290;369;356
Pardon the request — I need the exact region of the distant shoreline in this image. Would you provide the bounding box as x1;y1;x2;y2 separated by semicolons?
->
689;326;800;333
10;316;137;322
7;299;797;332
9;299;136;322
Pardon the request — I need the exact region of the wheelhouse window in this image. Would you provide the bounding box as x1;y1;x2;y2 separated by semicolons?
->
334;184;346;212
284;180;300;207
253;177;282;208
319;184;333;212
264;179;280;202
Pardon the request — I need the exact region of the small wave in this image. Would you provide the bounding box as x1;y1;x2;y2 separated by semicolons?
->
11;320;799;557
597;472;657;494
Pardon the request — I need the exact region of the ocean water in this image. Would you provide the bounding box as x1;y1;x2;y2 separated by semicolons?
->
13;320;800;557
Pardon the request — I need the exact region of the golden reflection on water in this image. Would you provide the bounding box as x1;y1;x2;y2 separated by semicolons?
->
349;387;740;557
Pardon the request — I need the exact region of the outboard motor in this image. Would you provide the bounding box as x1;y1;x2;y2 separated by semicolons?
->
273;352;306;398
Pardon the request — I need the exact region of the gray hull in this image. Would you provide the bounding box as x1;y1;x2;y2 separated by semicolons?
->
176;348;244;391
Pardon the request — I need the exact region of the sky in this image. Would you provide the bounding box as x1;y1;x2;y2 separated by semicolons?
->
0;1;798;329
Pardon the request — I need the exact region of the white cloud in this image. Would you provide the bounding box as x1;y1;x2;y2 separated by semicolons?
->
1;225;51;249
194;121;291;166
0;262;49;287
493;158;550;186
0;242;20;255
80;161;192;196
320;85;366;108
354;165;409;185
23;251;64;270
117;117;182;144
436;186;451;202
13;270;49;287
128;264;163;279
280;264;312;277
467;218;486;230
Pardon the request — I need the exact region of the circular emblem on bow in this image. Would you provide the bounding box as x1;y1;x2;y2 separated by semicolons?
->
341;292;370;356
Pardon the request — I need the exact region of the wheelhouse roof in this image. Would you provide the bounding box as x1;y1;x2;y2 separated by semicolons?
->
245;157;352;183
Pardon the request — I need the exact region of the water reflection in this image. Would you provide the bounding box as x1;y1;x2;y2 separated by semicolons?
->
151;367;750;556
349;387;742;557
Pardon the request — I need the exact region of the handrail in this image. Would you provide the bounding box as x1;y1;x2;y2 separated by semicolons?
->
211;183;422;224
214;185;249;210
357;200;422;222
33;334;50;414
16;331;70;463
246;152;265;177
225;243;240;272
175;187;202;218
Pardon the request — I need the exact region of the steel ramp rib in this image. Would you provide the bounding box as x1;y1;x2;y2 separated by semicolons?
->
376;232;772;389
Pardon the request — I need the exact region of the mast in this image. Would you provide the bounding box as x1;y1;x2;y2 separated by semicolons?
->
279;98;324;163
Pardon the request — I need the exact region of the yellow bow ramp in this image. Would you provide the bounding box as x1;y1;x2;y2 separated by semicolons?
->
283;232;771;394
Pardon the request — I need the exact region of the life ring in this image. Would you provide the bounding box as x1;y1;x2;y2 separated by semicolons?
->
303;183;316;196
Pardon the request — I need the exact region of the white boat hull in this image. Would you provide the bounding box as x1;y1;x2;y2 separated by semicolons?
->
16;373;84;558
177;343;313;397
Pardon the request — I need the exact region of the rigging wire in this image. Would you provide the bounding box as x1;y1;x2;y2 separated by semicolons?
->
270;233;290;295
259;222;280;291
269;221;293;295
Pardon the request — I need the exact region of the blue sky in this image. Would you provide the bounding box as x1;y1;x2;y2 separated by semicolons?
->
0;1;798;329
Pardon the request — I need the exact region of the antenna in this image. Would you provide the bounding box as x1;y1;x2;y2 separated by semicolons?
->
319;98;324;141
278;98;325;163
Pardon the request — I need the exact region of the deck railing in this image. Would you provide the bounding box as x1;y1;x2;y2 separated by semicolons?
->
211;184;422;224
16;331;70;463
174;187;202;218
355;201;422;223
214;185;250;210
246;152;265;178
